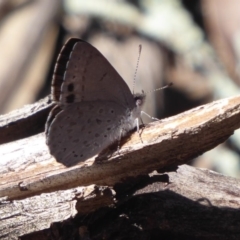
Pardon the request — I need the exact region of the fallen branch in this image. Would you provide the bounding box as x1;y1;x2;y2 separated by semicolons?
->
1;95;240;239
1;165;240;239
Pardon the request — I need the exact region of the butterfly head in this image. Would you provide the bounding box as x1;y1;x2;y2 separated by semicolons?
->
133;90;146;109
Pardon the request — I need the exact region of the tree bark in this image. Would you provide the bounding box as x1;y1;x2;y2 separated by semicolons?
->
1;95;240;239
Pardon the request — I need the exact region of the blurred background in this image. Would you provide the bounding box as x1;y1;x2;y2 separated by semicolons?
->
1;0;240;177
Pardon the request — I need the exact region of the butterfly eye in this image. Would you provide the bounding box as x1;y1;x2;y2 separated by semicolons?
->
136;98;145;107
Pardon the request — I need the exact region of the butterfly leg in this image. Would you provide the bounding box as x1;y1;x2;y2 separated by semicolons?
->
135;118;143;143
140;111;159;121
140;116;145;126
117;128;123;155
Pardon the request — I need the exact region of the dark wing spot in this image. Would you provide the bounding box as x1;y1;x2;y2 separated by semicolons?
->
95;133;99;137
66;94;75;103
96;118;102;124
67;83;74;92
72;151;78;157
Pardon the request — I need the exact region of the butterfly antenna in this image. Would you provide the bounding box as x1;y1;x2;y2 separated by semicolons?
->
132;44;142;95
148;82;173;94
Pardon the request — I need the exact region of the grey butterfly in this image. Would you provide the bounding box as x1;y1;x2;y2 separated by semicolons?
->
45;38;145;166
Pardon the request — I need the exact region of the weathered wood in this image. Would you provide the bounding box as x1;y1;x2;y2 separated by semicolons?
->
4;165;240;239
1;95;240;239
0;96;53;144
0;185;115;240
83;165;240;239
0;95;240;200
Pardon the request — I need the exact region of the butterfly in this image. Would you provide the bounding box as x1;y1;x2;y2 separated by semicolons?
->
45;38;145;166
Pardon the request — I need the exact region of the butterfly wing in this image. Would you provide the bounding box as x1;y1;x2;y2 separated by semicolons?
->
47;101;130;166
46;38;139;166
52;38;135;109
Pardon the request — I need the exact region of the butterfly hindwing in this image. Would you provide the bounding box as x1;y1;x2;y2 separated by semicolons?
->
47;101;131;166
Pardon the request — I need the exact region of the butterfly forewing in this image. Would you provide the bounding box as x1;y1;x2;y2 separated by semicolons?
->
53;38;135;109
